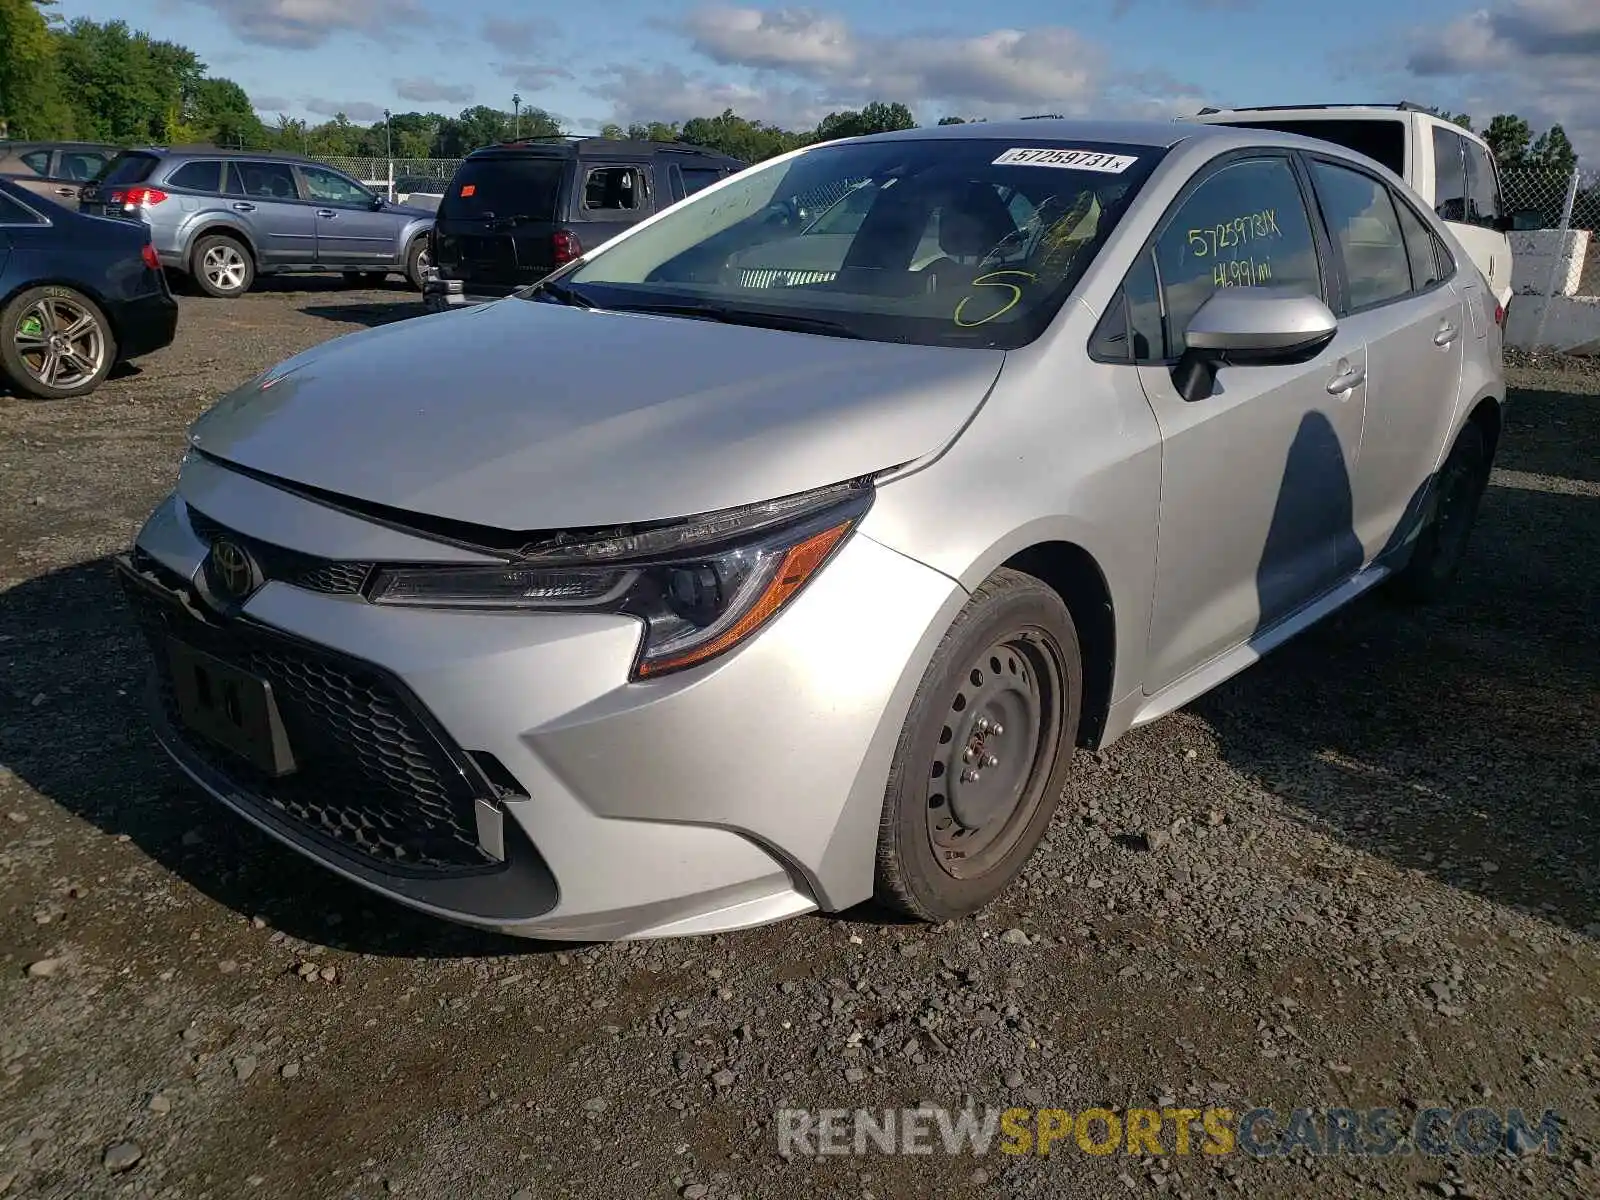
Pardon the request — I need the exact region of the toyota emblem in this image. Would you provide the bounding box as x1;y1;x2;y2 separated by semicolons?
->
208;537;258;602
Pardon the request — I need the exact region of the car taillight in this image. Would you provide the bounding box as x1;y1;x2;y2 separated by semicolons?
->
114;187;168;208
551;229;582;266
1494;302;1506;328
141;243;160;271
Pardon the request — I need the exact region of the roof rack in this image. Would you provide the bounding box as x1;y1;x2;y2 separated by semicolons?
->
498;134;586;145
1019;113;1065;120
1196;102;1433;115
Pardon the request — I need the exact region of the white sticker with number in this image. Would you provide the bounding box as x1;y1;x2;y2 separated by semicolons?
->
992;147;1138;173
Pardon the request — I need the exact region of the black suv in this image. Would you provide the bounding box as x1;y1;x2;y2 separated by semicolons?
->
424;137;745;311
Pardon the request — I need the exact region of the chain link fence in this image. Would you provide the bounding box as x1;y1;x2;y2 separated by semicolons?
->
308;156;465;197
1499;165;1600;351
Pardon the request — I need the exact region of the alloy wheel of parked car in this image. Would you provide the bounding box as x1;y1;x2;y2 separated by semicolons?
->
405;237;432;291
0;286;117;400
1390;420;1493;603
875;568;1081;921
192;235;254;298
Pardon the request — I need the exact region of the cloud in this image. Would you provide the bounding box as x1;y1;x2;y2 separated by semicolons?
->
678;7;1112;114
495;63;575;92
304;98;387;121
249;94;292;112
191;0;429;48
1404;0;1600;158
482;16;557;55
591;63;833;130
394;78;474;104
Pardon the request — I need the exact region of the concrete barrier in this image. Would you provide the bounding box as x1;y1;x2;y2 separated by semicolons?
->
1505;294;1600;355
1510;229;1591;297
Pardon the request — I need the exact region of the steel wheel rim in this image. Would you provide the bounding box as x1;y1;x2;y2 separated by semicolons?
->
203;244;247;291
925;631;1063;880
13;297;106;390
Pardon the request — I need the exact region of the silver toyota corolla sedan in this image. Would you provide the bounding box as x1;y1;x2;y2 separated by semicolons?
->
117;119;1504;940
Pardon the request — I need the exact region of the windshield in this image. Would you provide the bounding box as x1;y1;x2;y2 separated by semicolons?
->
440;155;565;221
560;137;1162;349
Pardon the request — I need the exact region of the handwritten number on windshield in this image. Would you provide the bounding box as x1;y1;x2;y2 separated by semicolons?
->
954;271;1038;328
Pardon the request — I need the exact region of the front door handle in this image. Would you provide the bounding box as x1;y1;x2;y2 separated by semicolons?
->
1326;363;1365;394
316;209;337;219
54;186;75;196
231;202;256;213
1434;321;1459;347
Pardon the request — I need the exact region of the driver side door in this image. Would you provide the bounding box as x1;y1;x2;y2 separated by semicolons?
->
1131;152;1369;694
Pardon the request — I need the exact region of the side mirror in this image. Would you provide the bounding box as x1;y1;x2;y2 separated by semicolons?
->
370;195;386;211
1172;288;1338;402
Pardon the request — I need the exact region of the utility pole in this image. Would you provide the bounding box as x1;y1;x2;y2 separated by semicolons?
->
513;93;522;139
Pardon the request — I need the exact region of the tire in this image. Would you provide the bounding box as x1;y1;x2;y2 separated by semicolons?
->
343;271;389;287
874;568;1082;922
1389;420;1493;603
0;285;117;400
404;236;432;291
190;234;254;298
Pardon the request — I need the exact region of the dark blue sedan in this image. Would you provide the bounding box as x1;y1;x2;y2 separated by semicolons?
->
0;177;178;399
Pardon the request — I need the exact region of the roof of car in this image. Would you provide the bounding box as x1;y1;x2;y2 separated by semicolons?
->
470;136;745;164
0;140;122;152
120;145;326;162
849;117;1262;150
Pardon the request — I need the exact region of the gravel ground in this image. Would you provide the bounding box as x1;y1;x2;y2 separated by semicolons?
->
1;283;1597;1200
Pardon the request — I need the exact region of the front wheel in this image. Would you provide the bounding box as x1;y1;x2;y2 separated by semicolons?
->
874;568;1081;922
0;286;117;400
1389;420;1493;603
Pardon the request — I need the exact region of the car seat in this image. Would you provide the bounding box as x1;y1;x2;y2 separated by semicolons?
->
918;182;1021;293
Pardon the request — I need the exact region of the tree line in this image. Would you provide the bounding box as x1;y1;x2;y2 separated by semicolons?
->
0;1;1584;173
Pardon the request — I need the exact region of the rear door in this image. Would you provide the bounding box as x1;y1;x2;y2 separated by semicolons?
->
433;153;568;288
223;160;317;265
1307;155;1469;560
50;147;114;206
295;163;397;267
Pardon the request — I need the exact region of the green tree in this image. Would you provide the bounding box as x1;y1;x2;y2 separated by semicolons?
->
813;100;916;142
625;120;680;142
1483;114;1533;169
679;108;809;162
0;0;74;138
598;122;624;139
1528;123;1576;174
187;76;264;147
936;115;967;125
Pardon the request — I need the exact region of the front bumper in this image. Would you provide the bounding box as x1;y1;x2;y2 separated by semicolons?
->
121;463;963;939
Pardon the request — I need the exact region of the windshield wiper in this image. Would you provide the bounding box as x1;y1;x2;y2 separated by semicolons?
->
530;278;595;308
609;301;865;340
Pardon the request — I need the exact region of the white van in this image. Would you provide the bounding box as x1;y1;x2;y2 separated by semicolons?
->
1188;103;1525;312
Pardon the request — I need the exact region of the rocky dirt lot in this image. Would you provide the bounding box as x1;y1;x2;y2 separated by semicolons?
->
1;282;1597;1200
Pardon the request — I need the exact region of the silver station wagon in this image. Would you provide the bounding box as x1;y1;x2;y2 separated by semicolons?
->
118;119;1504;940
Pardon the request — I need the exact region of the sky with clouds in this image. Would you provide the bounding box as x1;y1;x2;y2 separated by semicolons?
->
54;0;1600;157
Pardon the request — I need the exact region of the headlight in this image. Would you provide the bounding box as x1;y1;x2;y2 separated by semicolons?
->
368;483;872;678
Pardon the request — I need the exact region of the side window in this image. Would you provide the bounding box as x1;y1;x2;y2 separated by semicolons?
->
583;166;644;211
1309;159;1413;310
18;150;51;175
679;166;723;195
226;161;300;200
1464;142;1501;228
1431;127;1467;222
60;151;108;181
668;163;686;204
1392;193;1448;291
300;165;372;206
0;192;45;224
167;161;222;192
1153;156;1321;357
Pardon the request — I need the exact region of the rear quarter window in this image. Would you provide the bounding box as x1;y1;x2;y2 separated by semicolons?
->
167;161;223;192
95;152;161;187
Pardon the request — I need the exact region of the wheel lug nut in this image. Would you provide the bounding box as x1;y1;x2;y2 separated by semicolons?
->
985;755;999;768
963;748;977;763
992;723;1004;737
974;717;990;733
961;769;981;784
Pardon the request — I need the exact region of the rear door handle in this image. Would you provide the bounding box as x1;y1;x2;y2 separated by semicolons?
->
231;202;256;213
54;187;75;196
1434;321;1459;347
1326;363;1365;394
316;209;337;219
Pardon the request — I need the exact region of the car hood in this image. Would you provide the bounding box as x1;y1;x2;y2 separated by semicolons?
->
188;298;1005;531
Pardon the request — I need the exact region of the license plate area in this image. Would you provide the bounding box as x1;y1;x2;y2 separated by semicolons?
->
166;639;297;777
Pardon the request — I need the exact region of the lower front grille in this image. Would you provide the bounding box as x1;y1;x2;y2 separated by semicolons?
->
120;564;498;875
